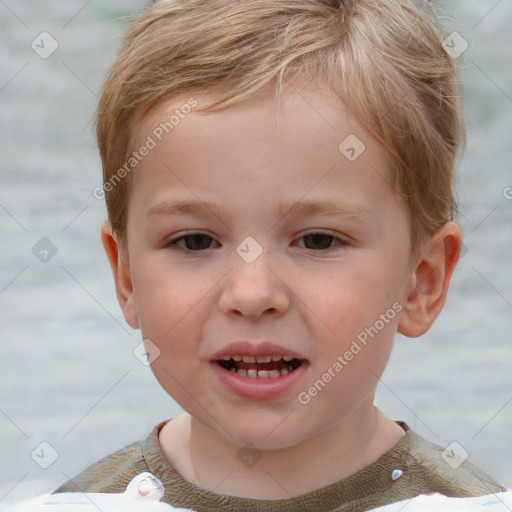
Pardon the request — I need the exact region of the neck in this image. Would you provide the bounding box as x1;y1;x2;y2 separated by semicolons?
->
159;404;405;499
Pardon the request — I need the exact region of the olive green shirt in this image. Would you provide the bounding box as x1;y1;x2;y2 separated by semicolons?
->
54;420;505;511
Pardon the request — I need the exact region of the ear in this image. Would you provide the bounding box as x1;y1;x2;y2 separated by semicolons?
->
398;221;462;338
100;221;140;329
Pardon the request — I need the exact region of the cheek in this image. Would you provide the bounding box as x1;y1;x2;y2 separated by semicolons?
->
303;269;376;323
134;269;210;402
132;260;207;343
306;264;401;351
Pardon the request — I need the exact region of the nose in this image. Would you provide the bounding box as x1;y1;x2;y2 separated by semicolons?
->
219;252;290;321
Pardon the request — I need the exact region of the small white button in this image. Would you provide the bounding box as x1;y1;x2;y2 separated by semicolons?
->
391;469;404;482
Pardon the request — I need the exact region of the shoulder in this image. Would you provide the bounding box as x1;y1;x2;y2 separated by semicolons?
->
53;421;173;494
401;425;505;496
53;440;149;494
370;492;512;512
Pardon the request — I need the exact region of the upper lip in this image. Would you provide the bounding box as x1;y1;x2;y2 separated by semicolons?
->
210;341;307;361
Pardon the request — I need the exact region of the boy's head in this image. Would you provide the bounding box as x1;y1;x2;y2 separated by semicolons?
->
99;0;463;448
97;0;464;253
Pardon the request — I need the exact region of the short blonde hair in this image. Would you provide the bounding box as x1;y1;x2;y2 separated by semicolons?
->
97;0;465;251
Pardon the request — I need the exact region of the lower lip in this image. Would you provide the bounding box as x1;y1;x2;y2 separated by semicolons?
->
210;361;308;400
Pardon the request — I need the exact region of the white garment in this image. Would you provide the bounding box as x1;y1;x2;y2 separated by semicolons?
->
370;492;512;511
2;473;192;512
5;474;510;512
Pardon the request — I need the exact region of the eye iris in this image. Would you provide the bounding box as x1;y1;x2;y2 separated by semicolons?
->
186;234;212;250
304;234;332;250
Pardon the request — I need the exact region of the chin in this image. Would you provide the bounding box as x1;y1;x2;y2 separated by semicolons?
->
219;413;315;451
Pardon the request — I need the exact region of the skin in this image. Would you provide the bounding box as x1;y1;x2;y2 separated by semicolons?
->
102;82;462;499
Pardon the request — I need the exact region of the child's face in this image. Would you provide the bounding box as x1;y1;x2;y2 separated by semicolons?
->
119;83;416;448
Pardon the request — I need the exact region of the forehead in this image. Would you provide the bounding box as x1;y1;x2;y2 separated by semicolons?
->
128;82;400;222
134;82;377;154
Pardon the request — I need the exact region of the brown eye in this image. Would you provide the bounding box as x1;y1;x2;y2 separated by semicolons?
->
168;233;217;251
182;234;214;250
298;232;348;252
302;233;336;250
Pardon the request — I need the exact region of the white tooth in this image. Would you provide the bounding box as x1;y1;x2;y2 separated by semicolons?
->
229;367;237;373
257;370;269;378
237;369;248;377
232;355;242;361
242;355;256;363
282;356;293;362
247;369;258;379
287;365;294;372
280;368;289;376
223;356;231;361
272;355;282;361
269;370;281;378
256;355;272;363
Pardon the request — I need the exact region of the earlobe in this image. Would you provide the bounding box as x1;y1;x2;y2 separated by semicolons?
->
398;222;462;338
100;221;140;329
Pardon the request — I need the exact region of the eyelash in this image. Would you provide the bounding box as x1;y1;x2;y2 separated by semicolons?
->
165;231;347;253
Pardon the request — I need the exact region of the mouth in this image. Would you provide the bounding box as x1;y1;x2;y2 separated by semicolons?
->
216;354;303;378
209;341;308;399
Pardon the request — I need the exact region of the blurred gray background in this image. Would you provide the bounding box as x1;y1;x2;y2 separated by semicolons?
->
1;0;511;504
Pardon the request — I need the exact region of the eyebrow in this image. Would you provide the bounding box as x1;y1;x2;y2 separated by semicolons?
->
146;198;373;224
281;200;373;223
146;198;229;220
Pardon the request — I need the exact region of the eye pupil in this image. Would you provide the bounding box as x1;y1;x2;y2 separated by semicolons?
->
186;234;212;250
304;234;333;250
